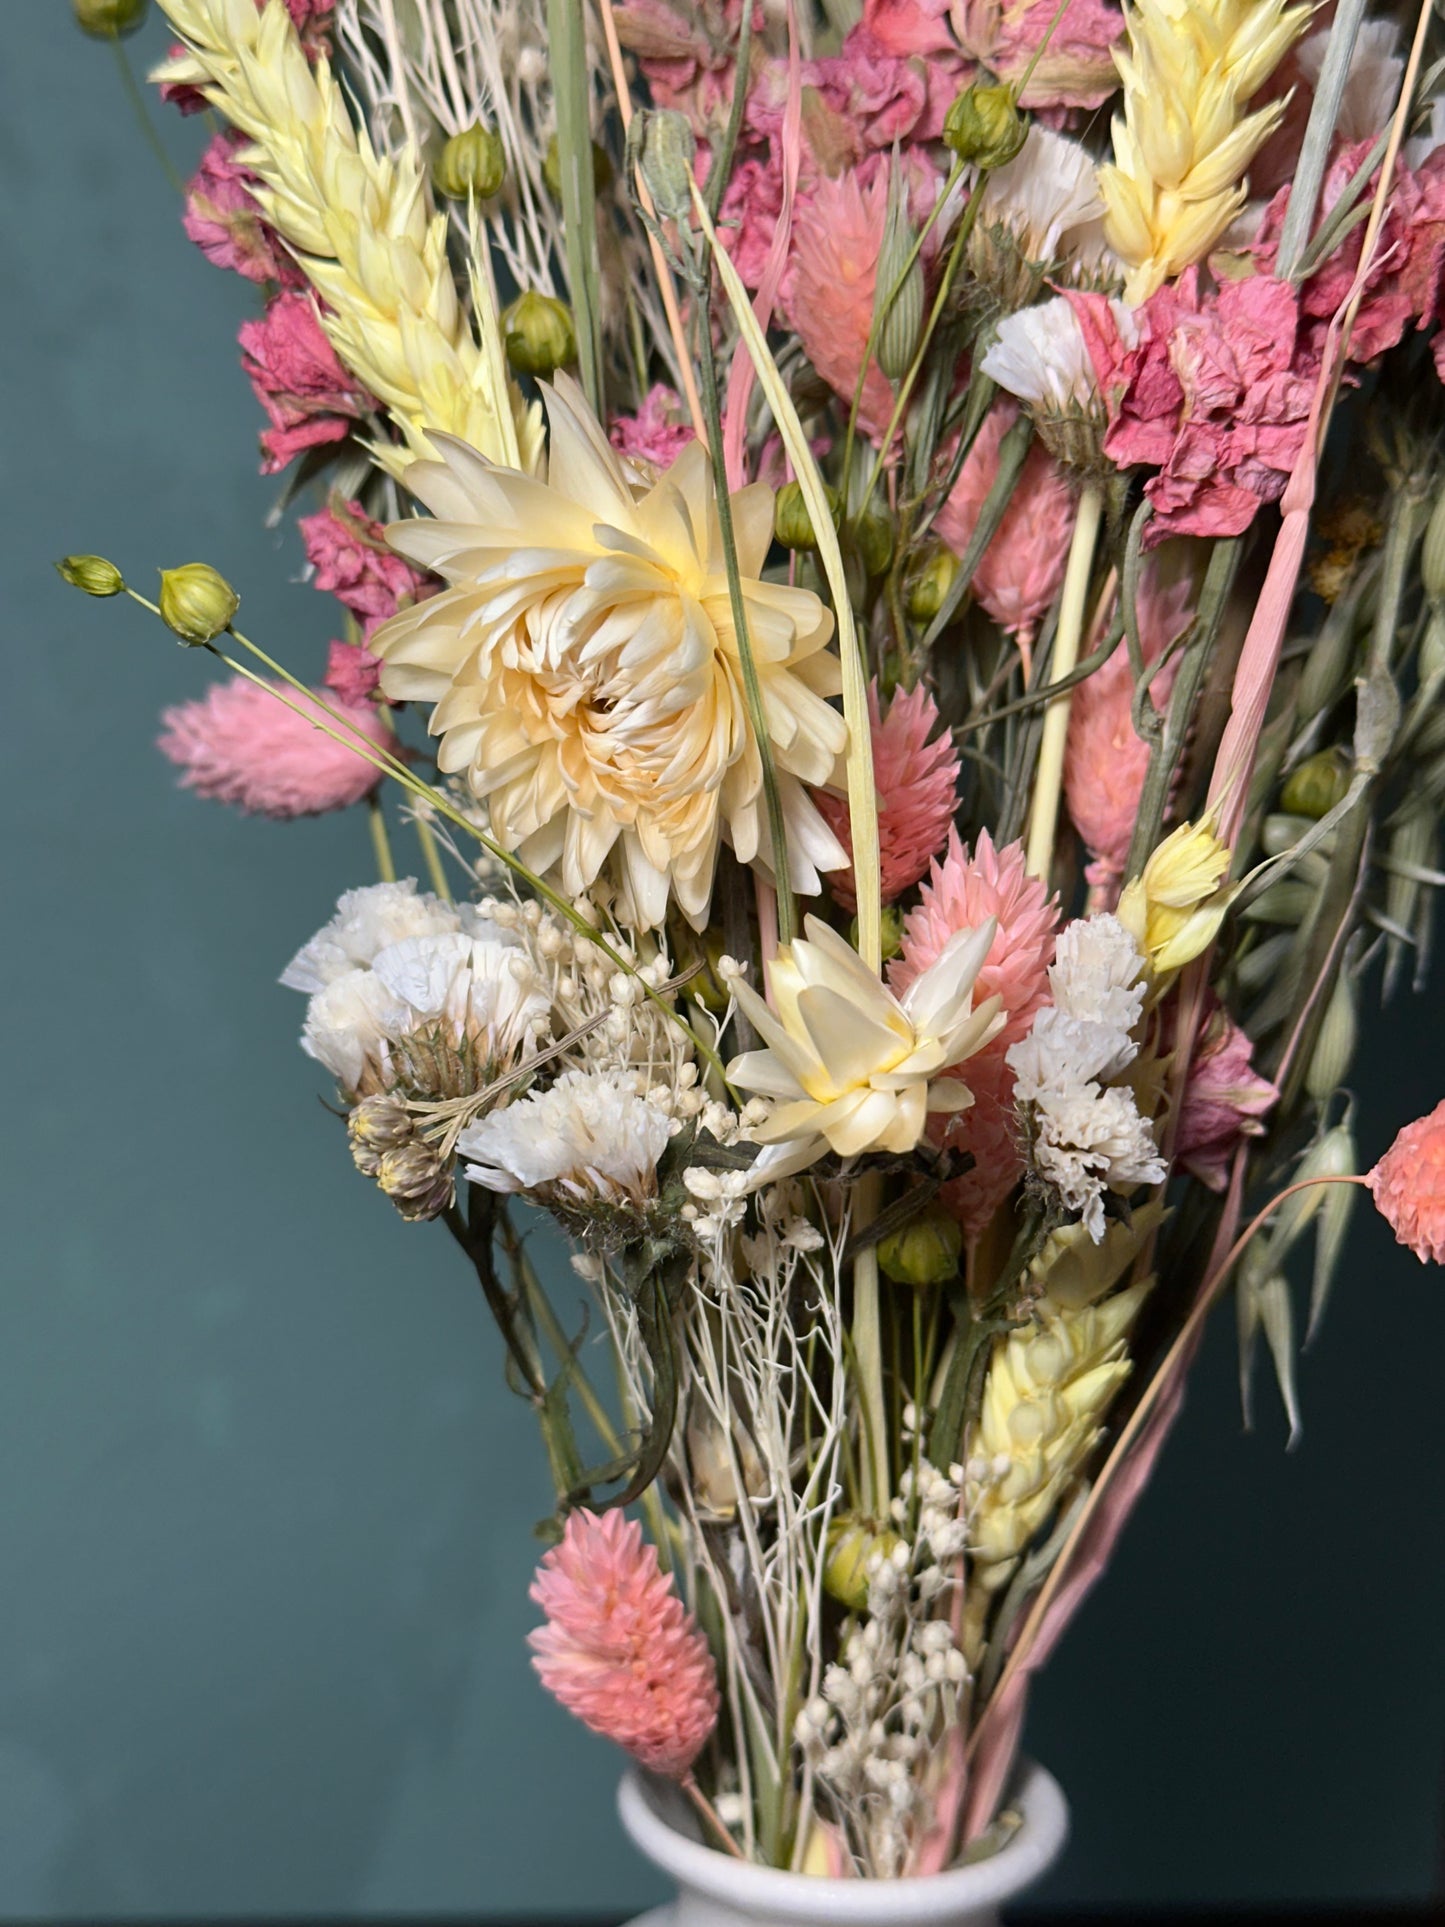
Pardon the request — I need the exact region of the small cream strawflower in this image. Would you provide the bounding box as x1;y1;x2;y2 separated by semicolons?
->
372;376;849;929
728;916;1004;1179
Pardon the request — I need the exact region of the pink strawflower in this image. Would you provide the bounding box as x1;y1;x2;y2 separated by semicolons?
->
183;131;299;286
609;386;696;473
298;497;429;636
891;828;1059;1241
783;165;897;443
238;293;371;475
158;678;389;818
1083;269;1324;546
935;402;1075;638
1175;1005;1279;1193
324;641;384;704
814;682;959;913
1367;1101;1445;1264
954;0;1123;110
529;1509;720;1778
1063;569;1193;897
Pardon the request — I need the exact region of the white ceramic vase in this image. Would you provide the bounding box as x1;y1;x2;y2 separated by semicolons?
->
617;1760;1069;1927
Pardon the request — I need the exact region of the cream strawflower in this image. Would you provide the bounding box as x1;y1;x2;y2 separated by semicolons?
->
728;916;1004;1179
371;376;849;929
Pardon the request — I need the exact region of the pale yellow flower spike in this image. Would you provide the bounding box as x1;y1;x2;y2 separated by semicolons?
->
154;0;541;475
1099;0;1314;303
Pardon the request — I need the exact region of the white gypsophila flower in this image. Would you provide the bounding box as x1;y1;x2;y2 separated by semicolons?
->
459;1067;676;1205
1298;21;1402;147
977;127;1104;265
281;879;461;993
980;293;1137;414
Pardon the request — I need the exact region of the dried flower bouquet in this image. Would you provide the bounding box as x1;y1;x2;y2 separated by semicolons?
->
62;0;1445;1879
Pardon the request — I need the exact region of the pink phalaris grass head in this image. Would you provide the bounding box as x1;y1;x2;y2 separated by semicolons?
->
1063;567;1193;899
529;1509;720;1778
1368;1101;1445;1264
1175;1004;1279;1193
183;131;300;287
814;681;959;913
299;497;430;637
158;678;389;819
238;294;370;476
934;402;1075;638
609;386;697;476
953;0;1123;111
783;165;898;443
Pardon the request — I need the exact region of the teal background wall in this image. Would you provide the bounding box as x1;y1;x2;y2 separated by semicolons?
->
5;7;1444;1917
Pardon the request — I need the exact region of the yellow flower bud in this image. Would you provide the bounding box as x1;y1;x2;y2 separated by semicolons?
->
1117;815;1234;976
774;480;840;552
943;84;1027;171
850;904;904;963
823;1515;906;1613
157;563;239;645
73;0;147;36
543;133;613;201
1280;750;1349;819
56;554;125;596
502;291;577;377
431;124;506;201
878;1206;962;1288
905;544;958;624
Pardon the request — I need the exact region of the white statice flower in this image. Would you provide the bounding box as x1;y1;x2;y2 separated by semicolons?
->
371;374;849;930
727;916;1003;1182
980;292;1137;415
1006;914;1165;1241
976;126;1105;266
283;881;551;1098
459;1067;676;1206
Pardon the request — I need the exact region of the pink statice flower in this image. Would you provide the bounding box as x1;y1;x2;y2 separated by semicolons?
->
809;27;932;149
934;401;1075;638
814;681;959;913
609;386;696;474
158;678;389;818
298;497;429;637
183;131;300;287
324;641;384;705
863;0;958;59
715;152;788;290
892;829;1059;1241
612;0;747;136
239;294;371;474
529;1509;720;1778
952;0;1123;111
1085;269;1325;545
783;164;898;443
1368;1100;1445;1264
1175;1004;1279;1192
1063;568;1193;898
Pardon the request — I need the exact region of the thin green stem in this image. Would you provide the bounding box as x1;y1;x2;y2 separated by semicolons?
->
367;793;396;882
110;34;186;197
852;1172;890;1516
413;808;451;901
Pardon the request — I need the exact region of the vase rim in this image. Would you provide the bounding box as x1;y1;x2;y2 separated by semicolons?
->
617;1757;1069;1920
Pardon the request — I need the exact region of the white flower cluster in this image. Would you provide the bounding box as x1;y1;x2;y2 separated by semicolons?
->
281;880;551;1096
1006;915;1167;1241
458;1068;677;1205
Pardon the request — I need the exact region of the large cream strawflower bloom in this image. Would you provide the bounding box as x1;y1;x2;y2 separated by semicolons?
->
371;377;850;928
728;916;1004;1180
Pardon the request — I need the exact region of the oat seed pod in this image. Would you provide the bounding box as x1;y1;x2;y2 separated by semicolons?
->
873;171;925;384
1422;484;1445;605
1305;968;1358;1103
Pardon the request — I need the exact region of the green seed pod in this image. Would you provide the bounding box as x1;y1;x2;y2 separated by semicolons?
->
874;171;924;383
544;132;614;201
73;0;147;36
943;83;1028;170
905;544;959;623
823;1515;907;1614
432;124;506;201
1305;968;1358;1102
878;1206;963;1288
774;480;840;551
1295;597;1362;721
1422;483;1445;604
56;553;125;596
157;563;239;645
1280;749;1349;819
502;291;577;377
630;109;696;226
851;500;895;578
850;905;905;962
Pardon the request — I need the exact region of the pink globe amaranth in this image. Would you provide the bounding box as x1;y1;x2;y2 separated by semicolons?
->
158;678;389;819
814;681;959;913
1368;1101;1445;1264
529;1509;719;1778
935;403;1076;638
